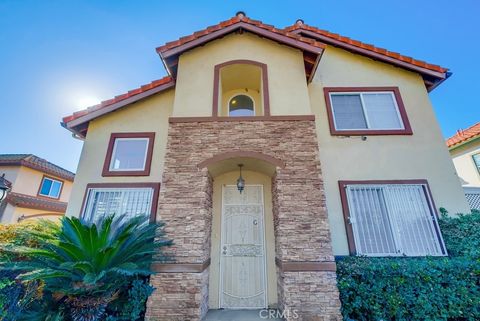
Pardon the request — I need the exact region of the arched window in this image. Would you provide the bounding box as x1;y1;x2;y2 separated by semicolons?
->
229;95;254;116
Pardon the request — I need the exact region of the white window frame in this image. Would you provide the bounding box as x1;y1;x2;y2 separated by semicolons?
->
38;177;63;199
472;153;480;175
228;93;256;117
329;91;405;131
81;186;155;223
108;137;150;172
343;182;446;257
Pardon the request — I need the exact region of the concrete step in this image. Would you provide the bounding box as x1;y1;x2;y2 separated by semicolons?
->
205;309;283;321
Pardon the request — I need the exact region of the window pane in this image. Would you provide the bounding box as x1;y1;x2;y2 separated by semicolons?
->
50;181;62;198
229;95;254;116
40;179;52;196
331;94;367;130
346;184;444;257
347;186;397;255
473;154;480;174
111;138;148;170
83;188;154;223
384;185;443;256
362;93;403;129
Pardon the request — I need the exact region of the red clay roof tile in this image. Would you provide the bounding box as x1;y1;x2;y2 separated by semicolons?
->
285;23;448;74
446;123;480;148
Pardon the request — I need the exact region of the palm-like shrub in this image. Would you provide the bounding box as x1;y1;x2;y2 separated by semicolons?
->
3;215;172;321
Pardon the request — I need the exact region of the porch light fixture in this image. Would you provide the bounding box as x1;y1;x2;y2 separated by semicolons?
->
236;164;245;193
0;174;11;202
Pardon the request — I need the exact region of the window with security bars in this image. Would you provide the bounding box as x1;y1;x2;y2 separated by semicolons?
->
82;187;154;223
343;183;446;256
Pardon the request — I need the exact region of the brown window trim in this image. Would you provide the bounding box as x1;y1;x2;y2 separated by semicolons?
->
80;182;160;223
212;59;270;117
37;174;64;200
338;179;446;256
324;87;413;136
102;132;155;177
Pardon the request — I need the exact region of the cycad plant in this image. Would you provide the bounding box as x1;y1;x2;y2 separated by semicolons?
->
3;215;172;321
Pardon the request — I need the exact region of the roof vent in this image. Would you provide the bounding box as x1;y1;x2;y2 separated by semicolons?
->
236;11;246;19
295;19;304;26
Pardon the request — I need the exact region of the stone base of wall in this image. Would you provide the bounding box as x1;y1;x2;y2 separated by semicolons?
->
278;270;342;321
145;269;209;321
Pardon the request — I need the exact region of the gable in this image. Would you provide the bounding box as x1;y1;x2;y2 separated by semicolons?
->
62;12;449;138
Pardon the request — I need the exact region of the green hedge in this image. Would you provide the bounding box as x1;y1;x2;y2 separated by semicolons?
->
336;211;480;321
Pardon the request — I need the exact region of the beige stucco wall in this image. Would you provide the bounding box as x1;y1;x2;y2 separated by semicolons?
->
208;170;277;309
172;33;310;117
0;165;72;203
65;90;174;217
1;204;63;223
449;139;480;187
311;46;470;255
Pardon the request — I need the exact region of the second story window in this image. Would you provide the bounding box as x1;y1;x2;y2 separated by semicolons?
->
102;132;155;177
38;176;63;199
324;87;412;135
229;94;255;116
213;60;270;117
473;153;480;174
110;138;149;171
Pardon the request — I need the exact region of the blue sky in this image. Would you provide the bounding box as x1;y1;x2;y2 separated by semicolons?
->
1;0;479;172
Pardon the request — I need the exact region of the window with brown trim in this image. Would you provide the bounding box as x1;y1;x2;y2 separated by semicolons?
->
80;183;160;223
37;175;63;199
213;60;270;117
339;180;446;257
102;132;155;177
324;87;412;136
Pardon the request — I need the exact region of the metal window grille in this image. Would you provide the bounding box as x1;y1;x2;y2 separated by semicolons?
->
82;187;154;223
345;184;445;256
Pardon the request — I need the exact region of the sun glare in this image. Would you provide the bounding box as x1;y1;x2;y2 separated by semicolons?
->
74;96;101;109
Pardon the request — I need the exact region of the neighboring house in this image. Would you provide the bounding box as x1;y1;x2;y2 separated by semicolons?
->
447;122;480;210
0;154;75;223
61;13;470;321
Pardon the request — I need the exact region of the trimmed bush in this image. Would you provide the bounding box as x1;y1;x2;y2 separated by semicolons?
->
337;256;480;321
337;211;480;321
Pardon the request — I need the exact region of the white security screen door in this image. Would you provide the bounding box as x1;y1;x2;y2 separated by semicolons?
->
220;185;267;309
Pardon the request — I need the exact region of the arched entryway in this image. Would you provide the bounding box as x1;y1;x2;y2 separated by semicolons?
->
199;153;281;309
145;118;342;321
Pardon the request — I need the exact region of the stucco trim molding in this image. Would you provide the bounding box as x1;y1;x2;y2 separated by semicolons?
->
151;258;211;273
212;59;270;117
198;151;286;169
275;258;337;272
323;87;413;136
102;132;156;177
169;115;315;123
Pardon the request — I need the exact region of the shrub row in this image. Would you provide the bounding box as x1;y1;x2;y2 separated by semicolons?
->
336;211;480;321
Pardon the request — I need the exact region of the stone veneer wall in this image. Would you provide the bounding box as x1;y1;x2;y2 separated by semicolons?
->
145;119;342;321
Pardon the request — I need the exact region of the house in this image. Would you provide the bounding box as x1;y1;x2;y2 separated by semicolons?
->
61;12;470;321
0;154;75;223
447;122;480;210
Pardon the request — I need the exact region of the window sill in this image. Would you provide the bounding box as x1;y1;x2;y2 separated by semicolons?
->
331;128;413;136
101;170;151;177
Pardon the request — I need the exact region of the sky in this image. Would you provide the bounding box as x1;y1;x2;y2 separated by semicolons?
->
0;0;479;172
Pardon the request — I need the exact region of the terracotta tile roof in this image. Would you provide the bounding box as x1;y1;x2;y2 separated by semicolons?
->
62;13;450;138
0;154;75;181
62;76;174;125
285;22;448;74
446;122;480;148
6;192;67;213
156;14;326;54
